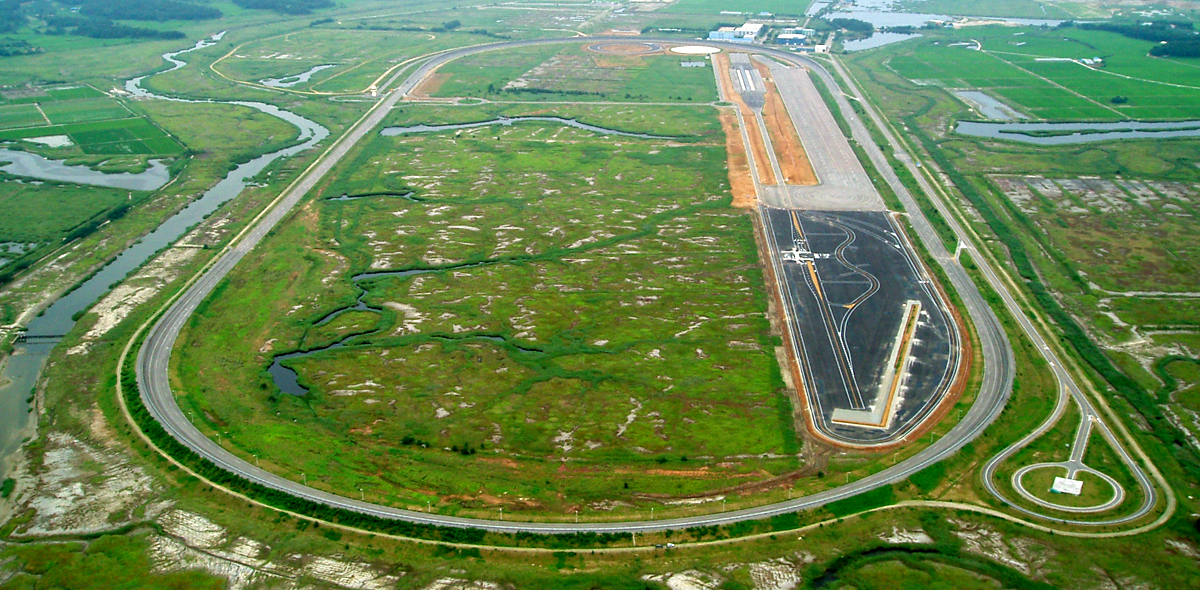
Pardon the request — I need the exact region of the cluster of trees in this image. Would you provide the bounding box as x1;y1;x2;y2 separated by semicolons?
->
823;17;874;38
0;37;40;56
44;15;185;39
77;0;222;22
1065;20;1200;58
0;0;23;34
232;0;333;15
827;17;873;33
467;28;509;39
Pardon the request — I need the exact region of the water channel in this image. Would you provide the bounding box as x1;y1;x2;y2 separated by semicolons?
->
956;119;1200;144
0;32;329;475
261;64;336;88
268;115;679;395
0;150;172;191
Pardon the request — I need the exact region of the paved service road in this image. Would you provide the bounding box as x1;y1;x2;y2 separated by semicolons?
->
816;56;1160;525
136;37;1020;534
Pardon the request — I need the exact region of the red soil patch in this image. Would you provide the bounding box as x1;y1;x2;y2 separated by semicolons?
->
755;61;818;186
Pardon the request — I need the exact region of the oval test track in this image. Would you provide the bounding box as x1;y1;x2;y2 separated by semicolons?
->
136;37;1026;534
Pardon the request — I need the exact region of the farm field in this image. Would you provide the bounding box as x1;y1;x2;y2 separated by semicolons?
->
430;43;720;103
173;104;802;517
848;19;1200;531
0;117;181;156
0;84;181;157
884;26;1200;121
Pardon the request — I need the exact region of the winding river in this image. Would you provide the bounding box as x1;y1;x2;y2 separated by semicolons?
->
0;33;329;475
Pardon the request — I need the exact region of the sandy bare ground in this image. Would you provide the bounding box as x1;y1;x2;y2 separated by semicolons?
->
754;61;817;186
1;423;399;589
409;71;450;99
719;109;757;208
713;52;776;186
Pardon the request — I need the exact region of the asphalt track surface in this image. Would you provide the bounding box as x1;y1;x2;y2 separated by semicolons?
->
763;209;959;445
759;60;881;212
136;37;1029;534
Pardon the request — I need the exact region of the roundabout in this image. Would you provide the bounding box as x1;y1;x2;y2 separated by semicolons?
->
1012;463;1125;514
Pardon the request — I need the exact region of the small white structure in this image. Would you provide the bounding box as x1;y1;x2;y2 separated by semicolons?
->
671;45;721;55
1051;476;1083;496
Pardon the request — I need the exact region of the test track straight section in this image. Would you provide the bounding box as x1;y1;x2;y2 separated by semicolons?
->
136;37;1014;534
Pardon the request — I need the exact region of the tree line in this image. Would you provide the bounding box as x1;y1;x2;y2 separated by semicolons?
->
232;0;334;15
1065;20;1200;58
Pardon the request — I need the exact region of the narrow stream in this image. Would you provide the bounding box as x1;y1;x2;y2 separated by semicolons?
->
261;64;336;88
269;267;436;396
269;258;522;396
0;32;329;475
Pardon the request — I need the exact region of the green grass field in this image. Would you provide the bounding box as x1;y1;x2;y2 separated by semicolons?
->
884;26;1200;121
0;182;129;243
0;117;182;156
215;29;460;94
173;104;800;517
0;104;46;129
431;43;720;103
40;98;132;125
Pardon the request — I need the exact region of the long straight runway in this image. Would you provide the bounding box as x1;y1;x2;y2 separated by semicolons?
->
759;59;882;211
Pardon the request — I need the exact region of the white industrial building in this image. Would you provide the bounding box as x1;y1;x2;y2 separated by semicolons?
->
709;22;765;43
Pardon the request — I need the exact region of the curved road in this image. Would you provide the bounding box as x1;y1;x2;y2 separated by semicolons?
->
137;36;1019;534
818;56;1161;525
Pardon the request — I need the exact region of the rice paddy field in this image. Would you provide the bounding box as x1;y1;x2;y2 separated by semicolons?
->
847;19;1200;521
0;84;181;156
884;26;1200;121
172;104;801;518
